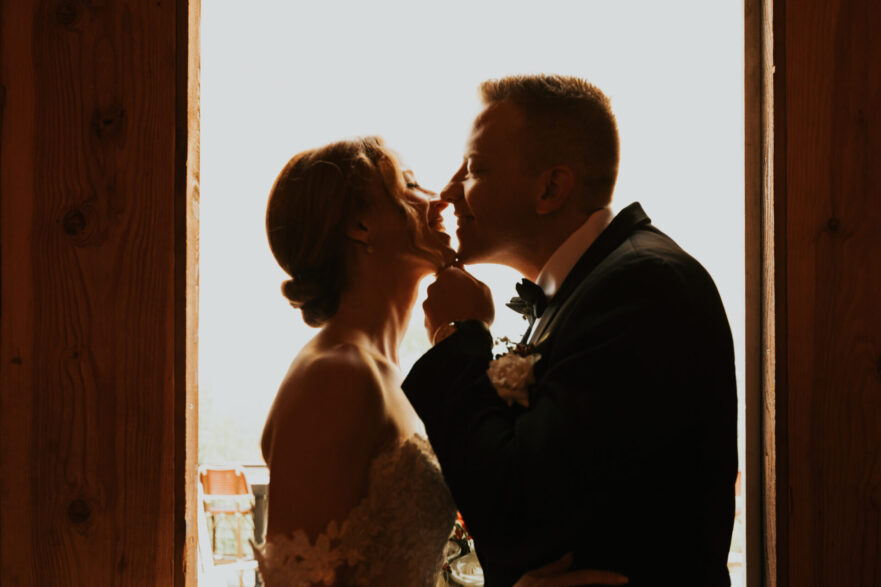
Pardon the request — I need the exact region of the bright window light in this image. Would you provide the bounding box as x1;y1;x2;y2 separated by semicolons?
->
199;1;745;583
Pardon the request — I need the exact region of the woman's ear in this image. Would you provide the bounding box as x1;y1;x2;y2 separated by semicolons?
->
535;166;576;215
346;220;371;246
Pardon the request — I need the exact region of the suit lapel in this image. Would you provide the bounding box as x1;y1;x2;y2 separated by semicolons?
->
529;202;652;344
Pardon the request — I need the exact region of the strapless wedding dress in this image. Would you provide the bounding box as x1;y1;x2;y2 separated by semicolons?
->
256;435;457;586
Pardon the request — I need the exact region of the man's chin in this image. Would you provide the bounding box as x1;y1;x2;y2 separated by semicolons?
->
456;235;503;265
455;246;486;266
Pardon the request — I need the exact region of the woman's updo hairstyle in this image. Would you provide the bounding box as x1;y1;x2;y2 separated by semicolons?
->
266;136;393;327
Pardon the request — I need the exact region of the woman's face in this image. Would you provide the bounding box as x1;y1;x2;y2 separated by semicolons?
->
399;169;456;268
370;157;456;272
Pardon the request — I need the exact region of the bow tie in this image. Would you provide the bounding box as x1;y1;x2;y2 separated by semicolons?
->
506;278;548;343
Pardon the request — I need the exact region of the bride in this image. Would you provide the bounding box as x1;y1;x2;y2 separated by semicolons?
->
257;136;462;586
256;136;628;587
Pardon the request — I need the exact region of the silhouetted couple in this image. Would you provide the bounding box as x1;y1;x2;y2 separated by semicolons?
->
256;74;737;586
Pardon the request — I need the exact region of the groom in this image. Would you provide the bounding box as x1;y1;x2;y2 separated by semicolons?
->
403;75;737;586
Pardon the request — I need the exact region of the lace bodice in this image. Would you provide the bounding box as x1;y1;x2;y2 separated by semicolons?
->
256;435;457;586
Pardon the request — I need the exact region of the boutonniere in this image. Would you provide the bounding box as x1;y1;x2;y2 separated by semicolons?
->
486;337;541;408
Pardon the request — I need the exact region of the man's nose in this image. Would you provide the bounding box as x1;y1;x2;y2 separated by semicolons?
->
440;180;464;203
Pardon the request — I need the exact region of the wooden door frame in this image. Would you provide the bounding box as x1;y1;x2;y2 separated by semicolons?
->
176;0;200;585
745;0;781;585
1;0;201;583
175;1;778;584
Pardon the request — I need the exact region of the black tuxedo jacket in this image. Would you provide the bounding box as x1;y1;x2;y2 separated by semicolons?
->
403;203;737;586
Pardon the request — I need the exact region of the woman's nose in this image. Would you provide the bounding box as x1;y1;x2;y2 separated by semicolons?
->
429;199;449;214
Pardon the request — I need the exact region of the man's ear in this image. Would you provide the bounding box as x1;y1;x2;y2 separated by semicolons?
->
346;220;370;245
535;166;576;215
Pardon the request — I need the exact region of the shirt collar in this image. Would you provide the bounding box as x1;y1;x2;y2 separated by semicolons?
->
536;207;614;299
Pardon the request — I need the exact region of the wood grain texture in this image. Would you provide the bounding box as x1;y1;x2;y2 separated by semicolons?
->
0;1;39;584
782;0;881;585
174;0;199;584
768;0;786;585
0;0;189;584
744;1;773;586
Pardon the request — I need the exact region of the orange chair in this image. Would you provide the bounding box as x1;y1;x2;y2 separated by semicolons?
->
199;466;254;560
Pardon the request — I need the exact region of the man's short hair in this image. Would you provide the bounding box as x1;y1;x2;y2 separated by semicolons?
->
479;74;620;208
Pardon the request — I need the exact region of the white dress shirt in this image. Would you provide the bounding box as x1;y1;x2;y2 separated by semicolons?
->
533;207;614;334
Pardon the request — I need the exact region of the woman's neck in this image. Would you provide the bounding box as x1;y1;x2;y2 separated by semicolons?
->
321;265;424;366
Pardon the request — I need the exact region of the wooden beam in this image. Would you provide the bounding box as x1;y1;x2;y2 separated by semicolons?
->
768;0;787;585
780;0;881;585
744;0;775;586
0;0;194;583
174;0;199;585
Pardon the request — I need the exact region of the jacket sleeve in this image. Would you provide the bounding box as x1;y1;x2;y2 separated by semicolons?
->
402;262;708;576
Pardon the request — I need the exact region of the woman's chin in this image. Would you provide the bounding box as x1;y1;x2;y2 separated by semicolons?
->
440;245;457;267
421;248;455;274
428;237;457;269
417;231;456;270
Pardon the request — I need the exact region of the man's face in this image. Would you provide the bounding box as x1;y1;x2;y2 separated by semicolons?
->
441;101;542;265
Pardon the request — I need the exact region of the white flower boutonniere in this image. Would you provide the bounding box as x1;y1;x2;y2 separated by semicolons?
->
487;338;541;407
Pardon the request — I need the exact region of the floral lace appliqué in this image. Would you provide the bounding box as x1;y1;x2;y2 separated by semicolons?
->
255;435;457;586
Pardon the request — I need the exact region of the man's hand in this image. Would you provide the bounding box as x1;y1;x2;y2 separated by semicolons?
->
513;553;628;586
423;265;494;343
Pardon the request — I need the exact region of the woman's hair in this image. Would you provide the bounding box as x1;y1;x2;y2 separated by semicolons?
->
265;136;396;327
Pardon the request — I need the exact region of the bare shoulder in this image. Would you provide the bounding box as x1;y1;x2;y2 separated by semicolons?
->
288;343;384;411
262;343;387;463
261;344;393;538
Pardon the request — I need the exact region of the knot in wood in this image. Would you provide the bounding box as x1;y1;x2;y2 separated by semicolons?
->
62;207;87;237
56;2;78;26
827;217;840;232
68;498;91;524
91;106;126;140
61;204;99;245
856;109;867;128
